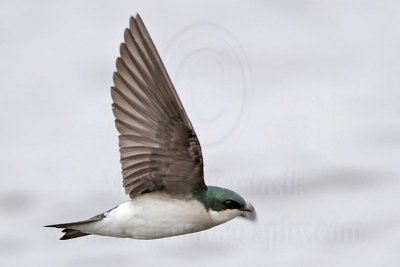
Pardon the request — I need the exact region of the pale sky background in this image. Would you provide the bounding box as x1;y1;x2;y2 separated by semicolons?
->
1;1;400;266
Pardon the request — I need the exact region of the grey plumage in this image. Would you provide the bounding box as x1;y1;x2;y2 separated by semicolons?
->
112;14;205;199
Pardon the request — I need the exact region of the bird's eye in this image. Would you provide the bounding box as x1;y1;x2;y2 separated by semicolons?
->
223;200;242;210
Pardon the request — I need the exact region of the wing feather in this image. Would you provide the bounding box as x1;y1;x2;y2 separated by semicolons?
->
112;14;205;198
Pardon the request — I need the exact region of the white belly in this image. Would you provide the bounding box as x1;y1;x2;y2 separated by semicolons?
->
73;193;214;239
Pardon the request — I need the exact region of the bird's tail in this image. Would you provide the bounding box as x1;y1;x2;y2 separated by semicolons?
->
60;228;90;240
45;216;104;240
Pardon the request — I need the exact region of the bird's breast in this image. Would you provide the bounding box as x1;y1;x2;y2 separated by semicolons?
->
103;192;214;239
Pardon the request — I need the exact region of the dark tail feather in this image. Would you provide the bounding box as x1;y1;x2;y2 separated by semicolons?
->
45;216;103;240
45;216;101;229
59;229;90;240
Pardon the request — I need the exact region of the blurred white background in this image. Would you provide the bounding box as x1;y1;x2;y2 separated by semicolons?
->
1;1;399;266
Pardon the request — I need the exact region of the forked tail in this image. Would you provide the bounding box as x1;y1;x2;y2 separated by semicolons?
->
45;214;105;240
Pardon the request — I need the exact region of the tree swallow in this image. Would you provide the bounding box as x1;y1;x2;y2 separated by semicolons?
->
46;14;256;240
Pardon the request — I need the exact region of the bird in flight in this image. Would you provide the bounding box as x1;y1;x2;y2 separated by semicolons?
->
46;14;256;240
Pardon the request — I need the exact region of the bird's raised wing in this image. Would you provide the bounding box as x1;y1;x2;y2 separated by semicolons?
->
111;14;205;199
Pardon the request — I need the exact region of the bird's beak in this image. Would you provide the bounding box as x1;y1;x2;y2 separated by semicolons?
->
239;202;257;222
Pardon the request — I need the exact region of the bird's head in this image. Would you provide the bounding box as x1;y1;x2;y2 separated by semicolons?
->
199;186;256;225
